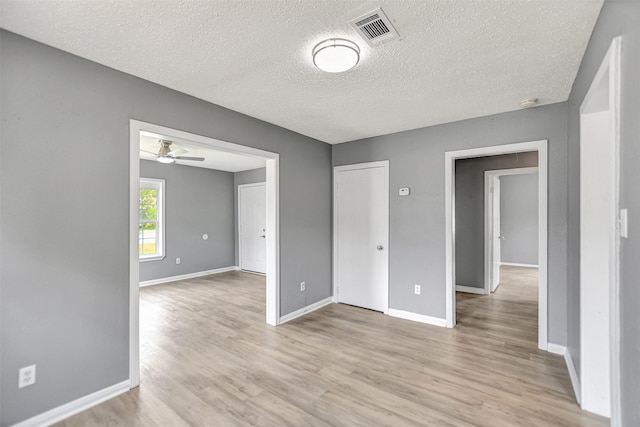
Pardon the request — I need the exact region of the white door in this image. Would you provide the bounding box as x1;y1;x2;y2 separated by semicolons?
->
492;176;502;292
334;162;389;312
239;183;266;274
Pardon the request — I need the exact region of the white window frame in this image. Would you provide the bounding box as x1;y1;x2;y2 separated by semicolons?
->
139;177;165;262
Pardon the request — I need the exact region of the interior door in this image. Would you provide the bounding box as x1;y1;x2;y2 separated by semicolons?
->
335;162;389;312
491;176;502;292
239;183;266;274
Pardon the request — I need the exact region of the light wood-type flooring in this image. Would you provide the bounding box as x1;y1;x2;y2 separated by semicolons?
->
56;267;607;426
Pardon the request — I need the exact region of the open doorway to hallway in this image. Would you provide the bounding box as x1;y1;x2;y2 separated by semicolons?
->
453;153;540;346
444;140;548;350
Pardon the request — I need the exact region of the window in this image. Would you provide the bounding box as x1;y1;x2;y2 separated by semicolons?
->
139;178;165;261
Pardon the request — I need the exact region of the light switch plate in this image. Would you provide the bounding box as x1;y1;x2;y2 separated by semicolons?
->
620;209;628;238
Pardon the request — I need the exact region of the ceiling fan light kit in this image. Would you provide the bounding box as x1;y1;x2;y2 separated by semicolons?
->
154;139;204;163
312;38;360;73
156;156;175;164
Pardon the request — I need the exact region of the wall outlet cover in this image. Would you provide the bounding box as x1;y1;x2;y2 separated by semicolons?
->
19;365;36;388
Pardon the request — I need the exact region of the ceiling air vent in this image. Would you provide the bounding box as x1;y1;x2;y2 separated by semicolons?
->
349;8;399;47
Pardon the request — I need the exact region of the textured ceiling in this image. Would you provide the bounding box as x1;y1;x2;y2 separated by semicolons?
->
0;0;603;144
140;132;266;172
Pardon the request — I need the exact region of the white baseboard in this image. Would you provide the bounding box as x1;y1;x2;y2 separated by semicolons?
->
140;266;239;287
565;348;582;404
456;285;486;295
500;262;539;268
546;343;566;355
279;297;333;324
13;380;130;427
547;343;581;404
388;309;447;327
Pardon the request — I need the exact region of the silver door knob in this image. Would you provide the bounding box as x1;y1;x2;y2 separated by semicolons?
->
377;245;384;250
259;235;266;238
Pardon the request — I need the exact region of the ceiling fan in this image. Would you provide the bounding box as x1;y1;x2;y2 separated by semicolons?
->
142;139;205;164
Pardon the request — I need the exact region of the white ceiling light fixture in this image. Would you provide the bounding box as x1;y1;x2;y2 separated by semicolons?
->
312;38;360;73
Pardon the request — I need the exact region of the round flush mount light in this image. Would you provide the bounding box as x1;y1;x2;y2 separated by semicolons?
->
312;38;360;73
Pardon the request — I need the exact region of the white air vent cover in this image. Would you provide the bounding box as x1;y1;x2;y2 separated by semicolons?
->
349;8;400;47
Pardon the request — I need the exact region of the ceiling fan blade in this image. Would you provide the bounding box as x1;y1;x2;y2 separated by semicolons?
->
140;149;158;156
174;156;205;161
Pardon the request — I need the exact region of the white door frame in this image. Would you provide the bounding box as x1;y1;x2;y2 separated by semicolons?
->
238;182;267;274
579;36;621;422
484;167;539;294
445;140;548;350
333;160;390;313
129;120;280;388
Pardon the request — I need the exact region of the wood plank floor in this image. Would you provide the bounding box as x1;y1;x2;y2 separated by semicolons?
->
56;268;607;426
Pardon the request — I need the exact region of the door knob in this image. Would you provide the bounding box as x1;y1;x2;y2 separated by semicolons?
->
377;245;384;250
259;235;266;238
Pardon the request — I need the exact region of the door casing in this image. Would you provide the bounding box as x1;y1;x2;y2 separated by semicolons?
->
445;140;548;351
129;120;280;390
578;36;621;422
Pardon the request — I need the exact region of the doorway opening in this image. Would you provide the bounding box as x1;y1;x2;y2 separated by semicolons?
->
484;167;539;294
578;36;621;421
445;140;548;350
129;120;280;388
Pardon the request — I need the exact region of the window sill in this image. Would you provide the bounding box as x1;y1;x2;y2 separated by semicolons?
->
139;255;165;263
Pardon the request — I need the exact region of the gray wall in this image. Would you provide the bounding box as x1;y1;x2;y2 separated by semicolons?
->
233;168;267;266
0;31;332;426
333;101;569;345
139;160;235;282
500;173;539;265
566;0;640;424
455;153;538;288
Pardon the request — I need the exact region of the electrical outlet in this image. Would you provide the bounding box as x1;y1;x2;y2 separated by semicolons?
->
414;285;421;295
300;281;306;291
19;365;36;388
176;257;181;264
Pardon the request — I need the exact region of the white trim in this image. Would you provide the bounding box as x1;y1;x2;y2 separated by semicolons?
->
333;160;390;314
566;348;582;405
279;297;333;324
139;266;240;287
129;123;141;389
130;120;280;390
455;285;486;295
445;140;548;349
547;343;566;355
388;309;447;327
499;262;539;268
12;380;129;427
546;344;581;405
484;167;539;294
237;182;267;273
579;36;621;423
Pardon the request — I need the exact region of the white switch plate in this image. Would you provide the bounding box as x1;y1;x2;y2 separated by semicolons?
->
414;285;421;295
176;257;181;264
620;209;628;238
19;365;36;388
399;187;410;196
300;281;306;291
